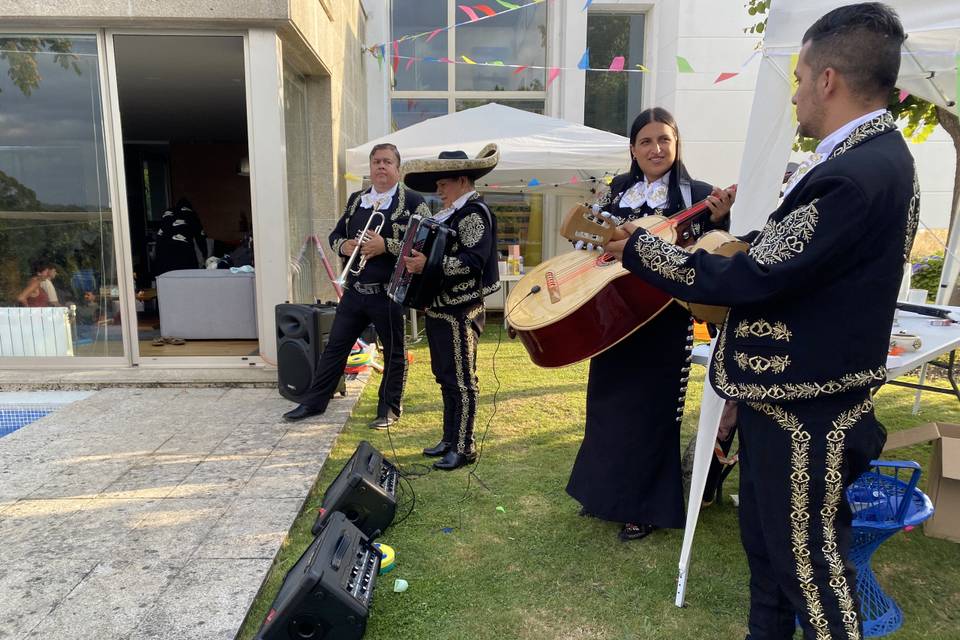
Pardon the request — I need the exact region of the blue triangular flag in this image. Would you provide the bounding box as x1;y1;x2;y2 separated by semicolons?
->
527;178;541;187
582;0;593;10
577;48;590;70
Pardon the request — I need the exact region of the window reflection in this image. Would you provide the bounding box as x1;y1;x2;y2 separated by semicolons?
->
0;35;121;358
391;98;448;131
584;13;645;136
391;0;448;91
455;3;547;91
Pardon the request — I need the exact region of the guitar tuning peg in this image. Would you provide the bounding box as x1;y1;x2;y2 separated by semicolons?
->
591;204;601;214
586;243;595;251
574;240;585;250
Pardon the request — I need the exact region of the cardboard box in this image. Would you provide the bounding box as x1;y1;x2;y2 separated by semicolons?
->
882;422;960;542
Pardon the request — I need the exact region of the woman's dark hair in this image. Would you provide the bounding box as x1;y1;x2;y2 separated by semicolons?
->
628;107;692;206
30;259;56;275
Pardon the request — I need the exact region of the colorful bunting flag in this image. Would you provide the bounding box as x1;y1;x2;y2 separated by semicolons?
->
582;0;593;10
676;56;694;73
714;72;739;84
392;40;400;74
609;56;625;72
426;29;442;43
459;5;481;21
577;49;590;70
527;178;541;187
405;58;415;71
635;64;650;72
512;65;529;75
570;176;579;184
546;67;561;88
491;61;504;66
344;172;362;181
440;57;455;64
462;55;478;64
474;4;497;17
898;89;910;103
495;0;520;8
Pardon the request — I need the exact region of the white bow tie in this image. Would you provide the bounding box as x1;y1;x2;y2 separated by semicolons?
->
360;191;392;210
620;179;669;210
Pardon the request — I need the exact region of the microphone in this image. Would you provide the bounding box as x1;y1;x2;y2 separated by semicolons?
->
530;285;541;294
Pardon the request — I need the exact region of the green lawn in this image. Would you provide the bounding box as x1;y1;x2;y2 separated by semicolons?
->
238;325;960;640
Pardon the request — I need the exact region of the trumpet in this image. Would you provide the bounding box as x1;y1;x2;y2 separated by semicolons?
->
336;211;386;286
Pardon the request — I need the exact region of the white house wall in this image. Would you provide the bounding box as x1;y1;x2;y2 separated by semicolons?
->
364;0;957;239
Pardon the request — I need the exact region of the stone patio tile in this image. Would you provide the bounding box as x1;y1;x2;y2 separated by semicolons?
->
98;460;202;500
166;456;266;499
194;497;305;560
135;558;274;640
21;557;182;640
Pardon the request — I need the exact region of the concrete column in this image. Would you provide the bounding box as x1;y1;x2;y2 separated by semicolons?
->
246;28;290;362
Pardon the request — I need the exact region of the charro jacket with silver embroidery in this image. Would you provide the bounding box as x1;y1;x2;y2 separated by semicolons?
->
330;185;429;285
621;112;919;402
433;193;501;310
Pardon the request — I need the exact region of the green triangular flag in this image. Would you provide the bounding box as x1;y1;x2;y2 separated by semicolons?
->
676;56;695;74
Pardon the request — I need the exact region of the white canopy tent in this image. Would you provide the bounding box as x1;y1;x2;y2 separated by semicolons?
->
346;102;631;196
677;0;960;607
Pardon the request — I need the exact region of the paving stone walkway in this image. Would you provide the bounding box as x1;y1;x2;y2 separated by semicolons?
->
0;382;365;640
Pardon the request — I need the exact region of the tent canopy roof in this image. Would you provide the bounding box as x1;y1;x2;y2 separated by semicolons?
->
346;103;632;193
763;1;959;109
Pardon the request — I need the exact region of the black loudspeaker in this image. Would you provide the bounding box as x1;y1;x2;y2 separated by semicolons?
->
255;511;380;640
276;303;342;402
312;441;398;537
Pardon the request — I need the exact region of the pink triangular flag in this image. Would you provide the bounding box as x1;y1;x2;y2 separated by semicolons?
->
439;57;455;64
405;58;415;71
426;29;442;43
546;67;561;88
570;176;579;184
458;5;481;21
899;89;910;102
608;56;625;72
714;72;739;84
512;65;529;75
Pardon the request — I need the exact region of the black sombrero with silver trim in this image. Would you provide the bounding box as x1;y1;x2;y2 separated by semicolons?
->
401;143;499;193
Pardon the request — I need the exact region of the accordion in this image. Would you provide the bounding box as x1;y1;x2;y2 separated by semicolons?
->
388;213;457;310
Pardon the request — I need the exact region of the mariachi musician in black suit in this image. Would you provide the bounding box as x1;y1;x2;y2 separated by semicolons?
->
606;5;917;637
401;144;501;470
566;107;735;543
283;143;429;427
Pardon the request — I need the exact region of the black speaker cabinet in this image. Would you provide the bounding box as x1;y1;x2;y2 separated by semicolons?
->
255;511;380;640
312;441;398;537
276;303;342;402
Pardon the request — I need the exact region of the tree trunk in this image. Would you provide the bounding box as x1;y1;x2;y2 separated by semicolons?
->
934;107;960;306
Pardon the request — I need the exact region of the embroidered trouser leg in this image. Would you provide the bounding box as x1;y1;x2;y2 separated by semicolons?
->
738;391;886;640
425;305;484;454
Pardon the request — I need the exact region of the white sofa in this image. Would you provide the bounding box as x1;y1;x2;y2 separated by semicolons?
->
156;270;258;339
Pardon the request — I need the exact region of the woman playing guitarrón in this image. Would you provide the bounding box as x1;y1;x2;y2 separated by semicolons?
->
566;107;735;541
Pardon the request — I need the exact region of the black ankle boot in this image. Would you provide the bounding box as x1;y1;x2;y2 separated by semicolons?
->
422;441;451;457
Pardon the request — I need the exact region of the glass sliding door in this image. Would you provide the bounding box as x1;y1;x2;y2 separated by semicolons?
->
0;34;123;359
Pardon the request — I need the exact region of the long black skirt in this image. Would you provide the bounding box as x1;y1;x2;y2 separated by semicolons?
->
566;302;692;528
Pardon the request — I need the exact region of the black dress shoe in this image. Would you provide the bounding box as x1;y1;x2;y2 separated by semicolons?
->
282;404;325;422
433;450;477;470
422;441;451;457
619;523;657;541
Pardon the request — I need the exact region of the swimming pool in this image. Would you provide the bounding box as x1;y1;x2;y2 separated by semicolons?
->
0;391;94;438
0;406;56;437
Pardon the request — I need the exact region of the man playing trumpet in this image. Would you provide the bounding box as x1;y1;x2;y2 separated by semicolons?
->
283;143;430;426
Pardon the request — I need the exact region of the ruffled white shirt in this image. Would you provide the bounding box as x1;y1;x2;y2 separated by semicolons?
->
619;171;671;210
359;183;398;211
433;190;477;223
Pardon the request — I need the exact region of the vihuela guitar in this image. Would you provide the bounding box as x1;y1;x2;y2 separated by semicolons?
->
505;187;745;368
